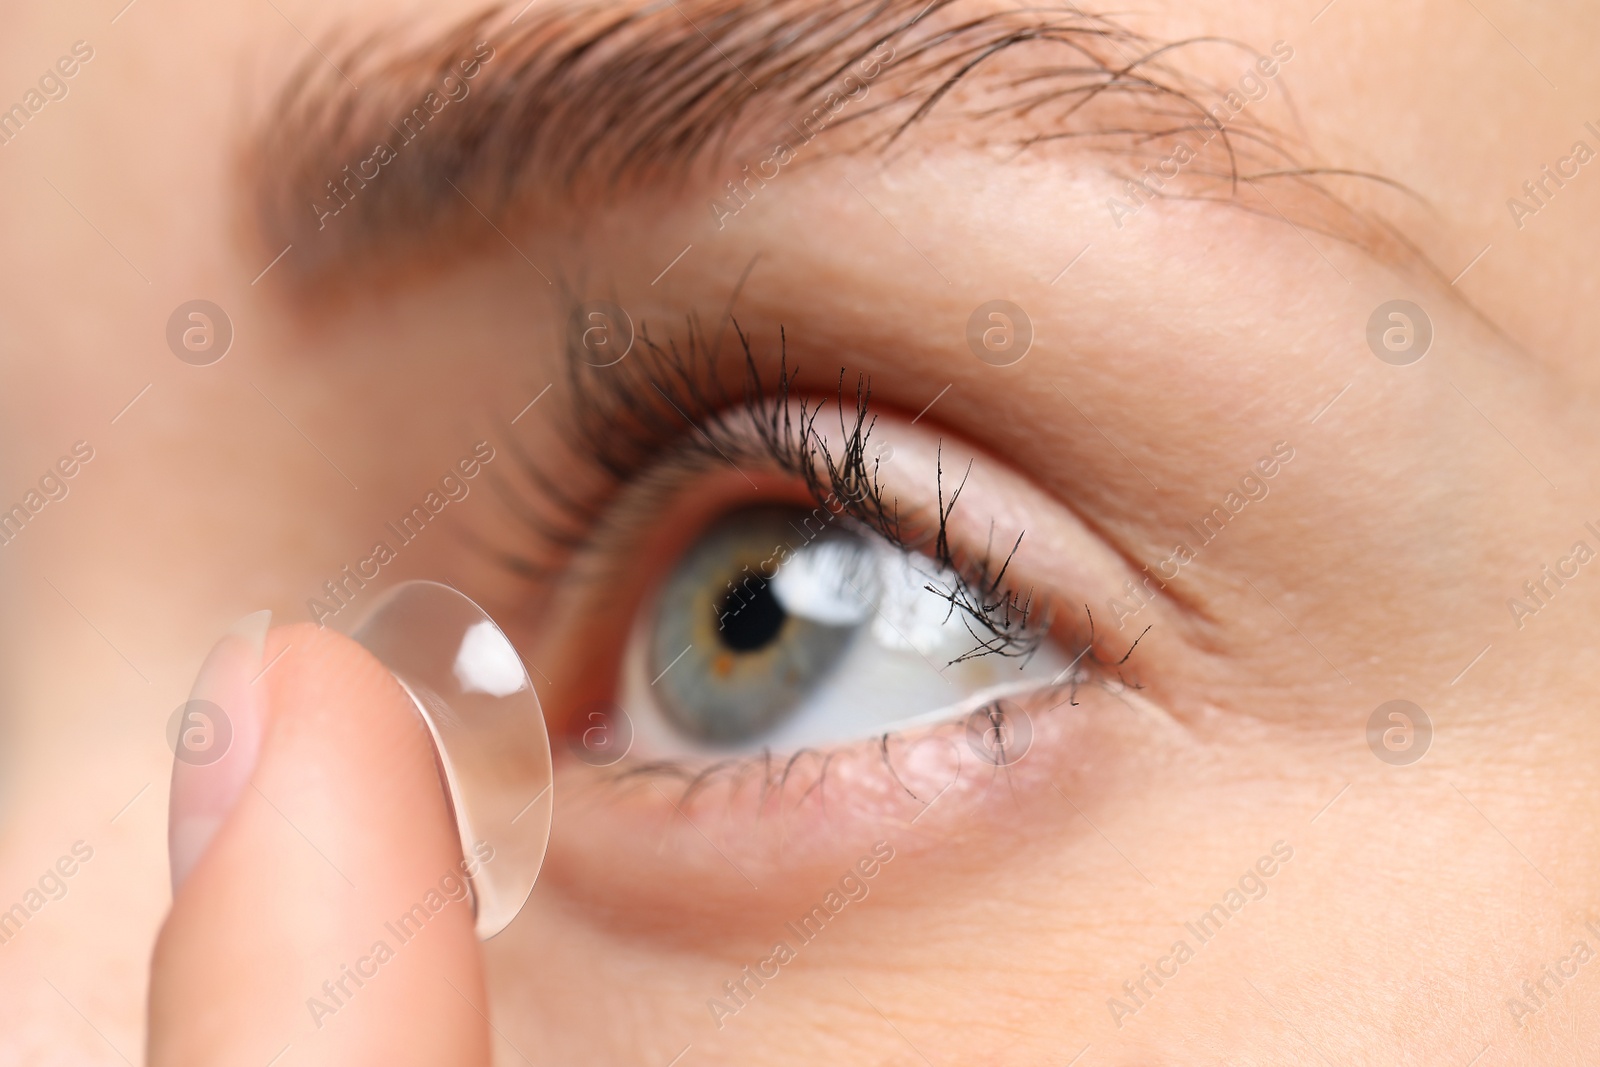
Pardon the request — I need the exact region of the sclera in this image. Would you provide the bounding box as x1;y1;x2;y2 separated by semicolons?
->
350;581;553;939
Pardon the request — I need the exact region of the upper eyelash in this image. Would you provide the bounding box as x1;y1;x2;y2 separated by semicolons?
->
498;304;1051;666
488;302;1154;803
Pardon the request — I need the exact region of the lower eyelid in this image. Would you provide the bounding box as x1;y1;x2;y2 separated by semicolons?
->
538;675;1181;924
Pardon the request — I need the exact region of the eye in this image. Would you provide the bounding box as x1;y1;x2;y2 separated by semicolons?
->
501;337;1163;898
493;330;1147;789
619;503;1074;757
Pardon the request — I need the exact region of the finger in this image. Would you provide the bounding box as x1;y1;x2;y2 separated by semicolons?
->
149;621;492;1067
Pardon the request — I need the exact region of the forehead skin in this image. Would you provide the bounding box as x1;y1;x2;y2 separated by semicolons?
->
1;0;1599;1064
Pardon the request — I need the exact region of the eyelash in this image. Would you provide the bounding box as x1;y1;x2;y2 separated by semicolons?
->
502;307;1053;665
489;304;1148;796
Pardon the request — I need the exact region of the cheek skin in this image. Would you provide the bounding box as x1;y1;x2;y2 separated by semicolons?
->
485;686;1339;1064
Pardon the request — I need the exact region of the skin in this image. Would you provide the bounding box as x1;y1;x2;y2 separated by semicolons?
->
1;0;1599;1063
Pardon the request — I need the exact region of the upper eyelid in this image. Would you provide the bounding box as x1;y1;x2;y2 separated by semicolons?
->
495;316;819;571
492;373;885;584
497;428;793;582
491;327;1056;670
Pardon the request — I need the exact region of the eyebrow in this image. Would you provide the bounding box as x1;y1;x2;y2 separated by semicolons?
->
246;0;1363;287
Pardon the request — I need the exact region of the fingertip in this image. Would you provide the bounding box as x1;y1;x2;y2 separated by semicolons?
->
152;620;490;1065
168;610;272;893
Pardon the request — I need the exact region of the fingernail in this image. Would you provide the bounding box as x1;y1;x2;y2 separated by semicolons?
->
168;610;271;893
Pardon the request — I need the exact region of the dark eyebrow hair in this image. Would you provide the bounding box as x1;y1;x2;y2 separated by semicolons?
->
246;0;1412;289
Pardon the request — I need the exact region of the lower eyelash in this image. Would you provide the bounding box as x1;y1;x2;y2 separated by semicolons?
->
590;623;1148;810
503;306;1054;666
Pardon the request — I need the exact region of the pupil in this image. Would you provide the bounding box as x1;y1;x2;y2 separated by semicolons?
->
716;577;787;652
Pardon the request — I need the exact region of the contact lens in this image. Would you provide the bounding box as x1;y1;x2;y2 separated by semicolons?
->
349;581;553;940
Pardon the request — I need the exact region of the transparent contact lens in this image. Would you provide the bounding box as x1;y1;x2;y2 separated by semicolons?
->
349;581;553;940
